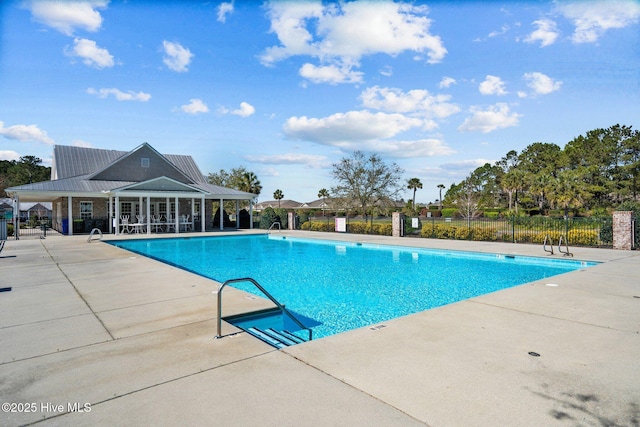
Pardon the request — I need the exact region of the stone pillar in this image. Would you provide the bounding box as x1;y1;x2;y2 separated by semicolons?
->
392;212;405;237
288;212;295;230
613;211;634;250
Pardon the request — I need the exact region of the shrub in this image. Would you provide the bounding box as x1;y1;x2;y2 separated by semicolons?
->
441;208;457;218
259;207;279;229
377;223;393;236
567;229;599;246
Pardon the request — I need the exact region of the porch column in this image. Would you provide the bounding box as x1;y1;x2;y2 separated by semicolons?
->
13;196;19;240
191;198;195;232
249;200;253;230
115;195;120;235
219;198;223;230
108;195;113;234
139;196;143;221
174;196;179;233
201;196;205;232
235;200;240;230
146;196;151;235
68;196;73;236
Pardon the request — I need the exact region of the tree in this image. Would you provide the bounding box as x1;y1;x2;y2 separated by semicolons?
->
237;171;262;196
407;178;422;210
273;189;284;207
331;151;404;224
437;184;445;210
207;166;261;195
501;168;527;213
1;156;51;197
318;188;330;216
547;169;589;216
456;178;481;219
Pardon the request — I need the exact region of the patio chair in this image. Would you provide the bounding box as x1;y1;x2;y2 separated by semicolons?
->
120;216;131;233
0;240;5;254
165;214;175;232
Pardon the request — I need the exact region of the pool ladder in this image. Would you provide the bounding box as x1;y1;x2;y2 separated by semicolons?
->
214;277;312;346
543;234;573;257
267;222;281;234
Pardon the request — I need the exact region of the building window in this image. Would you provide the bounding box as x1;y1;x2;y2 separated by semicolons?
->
80;202;93;219
120;202;132;218
141;157;150;168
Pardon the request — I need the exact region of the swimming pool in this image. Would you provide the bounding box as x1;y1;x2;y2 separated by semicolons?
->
110;235;594;339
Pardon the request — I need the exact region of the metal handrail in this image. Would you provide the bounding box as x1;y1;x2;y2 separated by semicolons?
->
543;234;554;255
267;222;281;233
215;277;312;342
558;235;573;257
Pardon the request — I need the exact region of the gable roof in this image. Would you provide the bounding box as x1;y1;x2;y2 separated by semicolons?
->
52;144;206;183
88;143;194;183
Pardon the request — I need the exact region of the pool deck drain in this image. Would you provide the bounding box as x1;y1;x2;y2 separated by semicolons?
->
1;230;639;426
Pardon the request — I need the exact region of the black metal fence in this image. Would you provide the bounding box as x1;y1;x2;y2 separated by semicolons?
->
299;216;615;248
412;216;614;247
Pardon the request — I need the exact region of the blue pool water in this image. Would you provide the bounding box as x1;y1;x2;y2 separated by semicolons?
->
109;235;595;339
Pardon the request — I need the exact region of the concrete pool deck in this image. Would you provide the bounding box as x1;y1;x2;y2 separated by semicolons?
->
1;230;638;426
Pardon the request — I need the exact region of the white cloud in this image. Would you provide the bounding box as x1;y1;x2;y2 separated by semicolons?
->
523;72;562;95
458;103;521;133
26;0;108;36
0;121;54;145
524;19;559;47
299;63;363;85
181;99;209;114
217;2;234;23
379;66;393;77
71;140;93;148
557;0;640;43
244;153;330;168
439;76;456;88
488;24;510;38
440;158;495;172
87;87;151;102
283;110;423;144
359;138;455;158
233;102;255;117
479;75;508;96
65;38;114;68
261;2;446;83
360;86;460;125
218;102;255;117
162;41;193;72
0;150;21;161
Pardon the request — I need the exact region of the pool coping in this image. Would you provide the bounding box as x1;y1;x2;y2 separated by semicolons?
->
1;230;639;426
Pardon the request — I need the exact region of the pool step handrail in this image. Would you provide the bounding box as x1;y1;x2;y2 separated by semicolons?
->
87;228;103;243
543;234;554;255
267;222;281;233
558;235;573;257
215;277;312;342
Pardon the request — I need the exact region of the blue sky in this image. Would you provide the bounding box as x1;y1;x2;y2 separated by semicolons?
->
1;1;639;204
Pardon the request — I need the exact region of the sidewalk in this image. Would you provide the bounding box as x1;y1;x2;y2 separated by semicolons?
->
1;232;638;426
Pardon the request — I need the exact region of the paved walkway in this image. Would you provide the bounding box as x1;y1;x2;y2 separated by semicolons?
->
1;231;638;426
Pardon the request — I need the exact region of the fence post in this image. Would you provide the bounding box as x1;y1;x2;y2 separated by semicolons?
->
511;215;515;243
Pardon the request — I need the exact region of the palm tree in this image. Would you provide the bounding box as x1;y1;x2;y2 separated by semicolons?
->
238;172;262;196
318;188;330;216
437;184;445;210
407;178;422;210
502;168;526;213
273;189;284;208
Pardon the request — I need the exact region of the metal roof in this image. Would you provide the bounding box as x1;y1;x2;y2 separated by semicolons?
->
52;144;206;183
6;143;256;202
